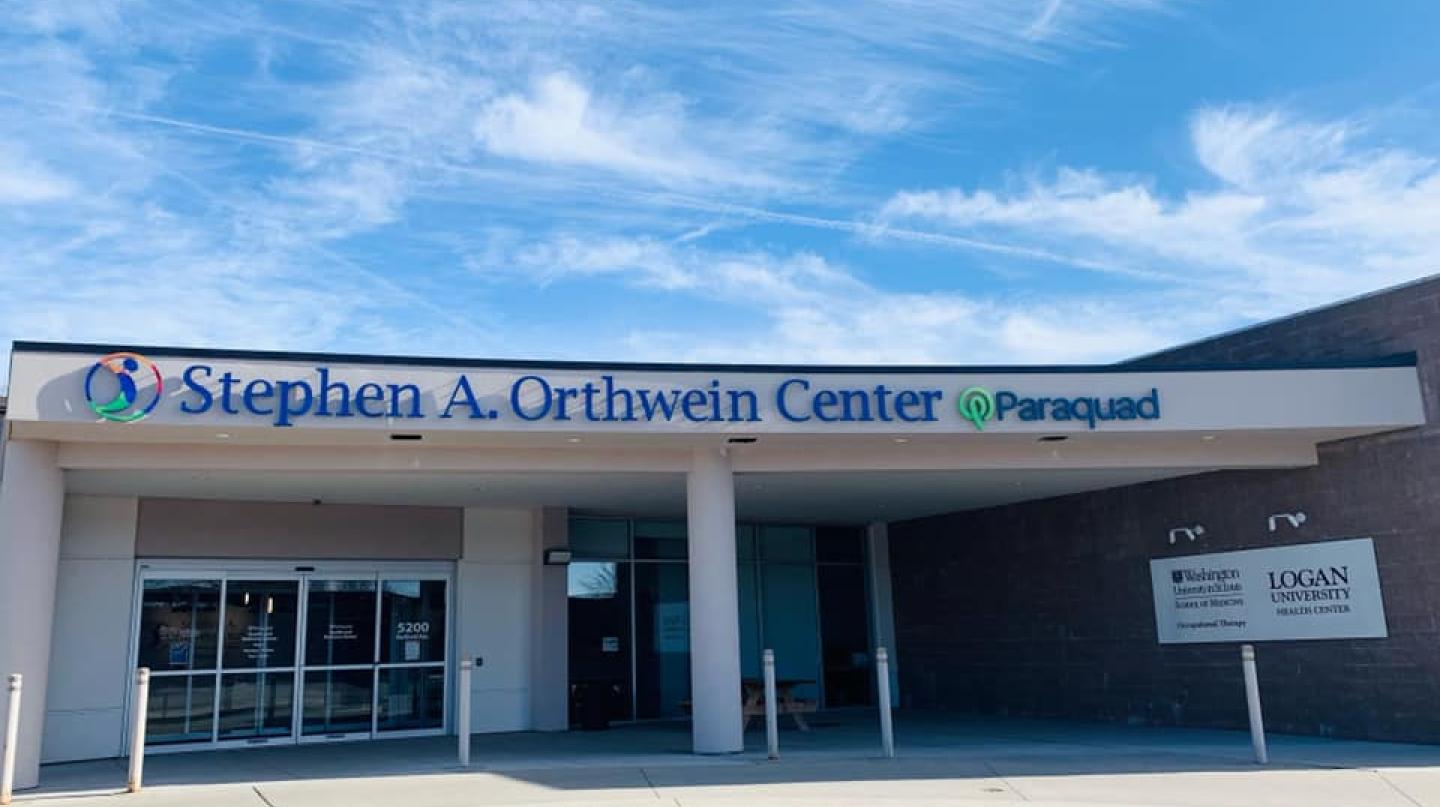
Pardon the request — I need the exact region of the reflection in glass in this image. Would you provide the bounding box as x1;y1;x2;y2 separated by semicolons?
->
218;672;294;739
816;526;866;563
634;563;690;719
567;562;619;599
760;526;815;562
377;667;444;731
305;580;377;667
738;563;762;679
302;669;374;736
380;580;447;664
146;675;216;744
138;580;220;671
567;562;633;724
223;581;299;670
818;564;873;706
569;518;629;559
633;520;687;560
761;562;821;703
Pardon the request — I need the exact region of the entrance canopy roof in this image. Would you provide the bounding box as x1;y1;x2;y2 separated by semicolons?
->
5;342;1426;522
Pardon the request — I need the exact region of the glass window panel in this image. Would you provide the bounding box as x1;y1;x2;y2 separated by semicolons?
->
569;518;630;560
146;675;216;745
217;672;294;740
760;526;814;563
737;563;761;679
305;579;377;667
567;562;620;599
736;525;757;562
302;669;374;736
760;563;821;703
567;562;633;724
816;526;866;564
633;563;690;719
633;520;687;560
380;580;447;664
138;580;220;671
377;667;444;731
223;581;299;670
818;564;873;706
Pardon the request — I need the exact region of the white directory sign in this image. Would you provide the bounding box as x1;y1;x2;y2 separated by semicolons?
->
1150;538;1388;644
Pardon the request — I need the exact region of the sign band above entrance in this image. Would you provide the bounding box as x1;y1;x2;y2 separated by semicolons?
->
169;363;1162;430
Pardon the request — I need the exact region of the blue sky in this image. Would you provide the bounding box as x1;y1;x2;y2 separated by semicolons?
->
3;1;1440;379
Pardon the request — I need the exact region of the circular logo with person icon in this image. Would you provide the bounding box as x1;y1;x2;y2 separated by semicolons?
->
84;352;164;422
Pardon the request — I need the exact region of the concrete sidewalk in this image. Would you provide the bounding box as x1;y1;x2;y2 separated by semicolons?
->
20;713;1440;806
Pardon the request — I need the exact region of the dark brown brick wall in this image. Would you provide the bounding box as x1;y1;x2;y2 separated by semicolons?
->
890;275;1440;741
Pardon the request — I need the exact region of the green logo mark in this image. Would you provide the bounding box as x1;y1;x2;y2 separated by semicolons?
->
957;386;995;430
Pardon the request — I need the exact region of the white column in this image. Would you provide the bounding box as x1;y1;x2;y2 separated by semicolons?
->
687;447;743;754
0;440;65;790
530;507;569;731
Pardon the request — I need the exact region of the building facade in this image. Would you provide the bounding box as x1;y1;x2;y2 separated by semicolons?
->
0;277;1434;790
892;275;1440;741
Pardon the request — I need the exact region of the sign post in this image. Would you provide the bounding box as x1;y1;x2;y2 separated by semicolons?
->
1241;645;1268;764
876;648;895;758
1;674;20;806
762;649;779;760
458;658;473;767
128;668;150;793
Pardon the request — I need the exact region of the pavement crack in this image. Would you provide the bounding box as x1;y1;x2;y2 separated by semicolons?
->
252;784;279;807
982;759;1031;802
639;766;662;799
1375;769;1425;807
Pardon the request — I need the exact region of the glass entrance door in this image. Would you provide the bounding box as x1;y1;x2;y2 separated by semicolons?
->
301;579;377;740
218;579;299;743
135;565;450;751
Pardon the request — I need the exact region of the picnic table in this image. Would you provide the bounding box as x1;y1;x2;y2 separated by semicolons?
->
741;677;817;731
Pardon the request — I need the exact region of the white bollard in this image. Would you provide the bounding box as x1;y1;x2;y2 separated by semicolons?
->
458;658;473;767
876;648;895;758
1;674;21;806
128;668;150;793
1241;644;1267;764
762;649;779;760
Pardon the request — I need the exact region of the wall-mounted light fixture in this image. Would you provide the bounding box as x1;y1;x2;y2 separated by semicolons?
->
1267;512;1307;532
1168;525;1206;545
543;548;573;566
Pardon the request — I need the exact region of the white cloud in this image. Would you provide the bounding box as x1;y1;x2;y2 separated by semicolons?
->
0;145;77;203
880;105;1440;318
491;233;1215;364
474;73;749;186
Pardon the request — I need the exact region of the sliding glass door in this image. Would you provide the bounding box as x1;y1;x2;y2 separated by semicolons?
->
134;565;450;751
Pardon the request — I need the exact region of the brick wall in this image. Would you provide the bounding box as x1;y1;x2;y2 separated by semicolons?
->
890;275;1440;741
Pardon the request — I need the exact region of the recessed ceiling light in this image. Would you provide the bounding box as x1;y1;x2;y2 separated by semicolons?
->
1201;434;1217;441
892;437;910;444
215;433;231;439
566;437;583;443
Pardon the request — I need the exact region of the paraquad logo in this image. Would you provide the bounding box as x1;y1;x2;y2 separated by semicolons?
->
85;352;163;422
956;386;995;430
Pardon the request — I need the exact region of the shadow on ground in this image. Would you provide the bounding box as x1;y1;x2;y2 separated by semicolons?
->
26;710;1440;803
